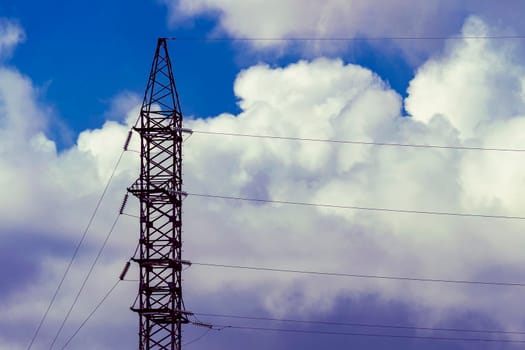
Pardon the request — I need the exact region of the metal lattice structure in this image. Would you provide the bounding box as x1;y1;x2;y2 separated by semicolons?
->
128;38;190;350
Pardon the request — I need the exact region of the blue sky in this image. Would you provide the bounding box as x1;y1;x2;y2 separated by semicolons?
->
2;0;240;142
2;1;525;350
2;0;416;147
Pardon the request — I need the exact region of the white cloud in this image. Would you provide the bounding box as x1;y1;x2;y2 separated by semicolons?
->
179;17;525;328
164;0;525;60
167;0;463;40
406;17;525;139
0;29;140;348
0;18;25;59
4;15;525;349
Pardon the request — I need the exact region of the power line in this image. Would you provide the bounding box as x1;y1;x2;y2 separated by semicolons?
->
165;35;525;41
183;328;212;347
59;280;121;350
26;150;125;350
59;241;141;349
49;213;122;349
188;129;525;153
195;312;525;335
187;192;525;220
214;324;525;344
191;262;525;287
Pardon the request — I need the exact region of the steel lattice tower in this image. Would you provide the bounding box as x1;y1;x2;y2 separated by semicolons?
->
128;38;190;350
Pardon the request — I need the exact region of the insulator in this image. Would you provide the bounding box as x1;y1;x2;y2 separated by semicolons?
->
123;131;133;151
178;259;192;266
180;127;193;134
192;321;213;329
119;194;129;214
119;261;131;280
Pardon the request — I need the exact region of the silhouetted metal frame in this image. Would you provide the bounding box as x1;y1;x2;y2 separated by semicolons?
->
129;38;189;350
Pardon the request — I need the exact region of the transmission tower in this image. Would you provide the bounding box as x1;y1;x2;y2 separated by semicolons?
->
128;38;191;350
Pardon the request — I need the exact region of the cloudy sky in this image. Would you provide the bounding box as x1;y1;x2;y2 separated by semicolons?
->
2;1;525;349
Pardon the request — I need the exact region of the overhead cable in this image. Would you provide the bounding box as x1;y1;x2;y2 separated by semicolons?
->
212;324;525;344
191;262;525;287
187;192;525;221
188;129;525;153
49;213;122;349
26;149;126;350
59;280;121;350
165;35;525;41
59;240;140;349
194;312;525;335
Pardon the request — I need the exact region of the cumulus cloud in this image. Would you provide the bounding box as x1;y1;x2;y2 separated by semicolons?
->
0;18;25;59
164;0;525;60
407;17;525;139
0;33;140;348
179;16;525;329
167;0;461;39
4;15;525;349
